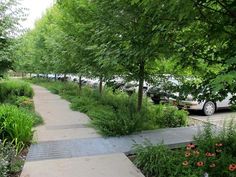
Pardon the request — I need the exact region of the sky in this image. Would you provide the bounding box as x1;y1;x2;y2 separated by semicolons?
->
20;0;55;29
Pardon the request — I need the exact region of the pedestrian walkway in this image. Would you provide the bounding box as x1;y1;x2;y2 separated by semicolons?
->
20;85;200;177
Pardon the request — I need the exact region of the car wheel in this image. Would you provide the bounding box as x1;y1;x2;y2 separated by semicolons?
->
203;101;216;116
151;96;160;104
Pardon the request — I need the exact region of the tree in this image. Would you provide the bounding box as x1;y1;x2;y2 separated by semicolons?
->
0;0;24;73
170;0;236;103
88;0;189;111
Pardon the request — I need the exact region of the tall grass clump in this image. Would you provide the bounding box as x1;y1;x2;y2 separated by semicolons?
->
0;105;34;147
0;80;33;102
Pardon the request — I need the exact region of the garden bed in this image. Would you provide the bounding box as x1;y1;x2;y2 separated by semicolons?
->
0;80;42;177
130;122;236;177
26;78;190;136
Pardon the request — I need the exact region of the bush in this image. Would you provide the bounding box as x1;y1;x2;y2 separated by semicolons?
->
0;105;34;147
15;96;34;110
90;101;149;136
134;143;180;177
0;80;33;103
134;122;236;177
151;104;188;128
70;96;97;113
0;140;16;177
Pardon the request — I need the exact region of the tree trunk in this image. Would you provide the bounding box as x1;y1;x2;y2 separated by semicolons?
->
78;76;82;91
63;73;67;82
137;60;145;112
99;76;103;94
54;74;57;81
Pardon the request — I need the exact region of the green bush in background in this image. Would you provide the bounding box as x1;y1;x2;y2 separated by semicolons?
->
149;104;188;128
0;80;33;102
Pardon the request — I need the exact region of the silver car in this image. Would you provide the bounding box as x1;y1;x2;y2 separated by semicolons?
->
175;94;232;116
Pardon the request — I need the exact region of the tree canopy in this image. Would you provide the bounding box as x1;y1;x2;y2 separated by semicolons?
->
0;0;24;73
15;0;236;109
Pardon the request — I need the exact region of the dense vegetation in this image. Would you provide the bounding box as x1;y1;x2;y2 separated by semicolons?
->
14;0;236;112
134;122;236;177
0;0;24;74
29;78;188;136
0;80;42;146
0;80;42;177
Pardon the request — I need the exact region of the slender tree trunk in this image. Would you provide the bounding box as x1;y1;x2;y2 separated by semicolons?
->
63;73;67;82
78;76;82;91
137;60;145;112
29;73;32;78
99;76;103;94
54;74;57;81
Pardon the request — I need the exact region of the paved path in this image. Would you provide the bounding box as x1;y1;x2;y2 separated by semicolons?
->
190;110;236;127
21;85;200;177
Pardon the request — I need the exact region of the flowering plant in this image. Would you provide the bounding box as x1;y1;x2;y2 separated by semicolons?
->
179;122;236;176
181;142;235;176
134;121;236;177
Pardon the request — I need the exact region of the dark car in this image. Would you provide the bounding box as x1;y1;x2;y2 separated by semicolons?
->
106;78;125;92
147;78;179;104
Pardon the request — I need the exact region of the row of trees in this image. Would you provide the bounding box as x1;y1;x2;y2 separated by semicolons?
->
15;0;236;110
0;0;24;73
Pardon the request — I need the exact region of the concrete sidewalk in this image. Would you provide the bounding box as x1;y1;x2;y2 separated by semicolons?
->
21;85;199;177
20;85;145;177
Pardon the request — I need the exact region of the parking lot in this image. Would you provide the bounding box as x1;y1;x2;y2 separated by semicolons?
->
189;110;236;127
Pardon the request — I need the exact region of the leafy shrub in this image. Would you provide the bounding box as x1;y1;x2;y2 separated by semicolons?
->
15;96;34;110
218;120;236;156
60;82;79;97
134;143;180;177
0;81;33;103
0;105;34;147
151;104;188;128
70;96;97;113
88;105;117;136
0;140;16;177
134;122;236;177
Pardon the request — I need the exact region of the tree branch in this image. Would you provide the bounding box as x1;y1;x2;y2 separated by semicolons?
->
216;0;236;19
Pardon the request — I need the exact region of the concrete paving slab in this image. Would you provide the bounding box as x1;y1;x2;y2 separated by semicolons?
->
32;85;101;142
27;127;200;161
21;153;145;177
109;126;201;154
27;137;115;161
34;125;100;142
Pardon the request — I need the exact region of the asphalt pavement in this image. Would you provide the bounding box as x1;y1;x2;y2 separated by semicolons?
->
189;109;236;127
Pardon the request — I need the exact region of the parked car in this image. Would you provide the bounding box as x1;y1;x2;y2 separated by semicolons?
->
146;77;179;104
122;81;150;95
106;77;125;91
173;93;232;116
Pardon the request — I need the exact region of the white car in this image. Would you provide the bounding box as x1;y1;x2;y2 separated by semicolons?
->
122;81;150;95
175;94;232;116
